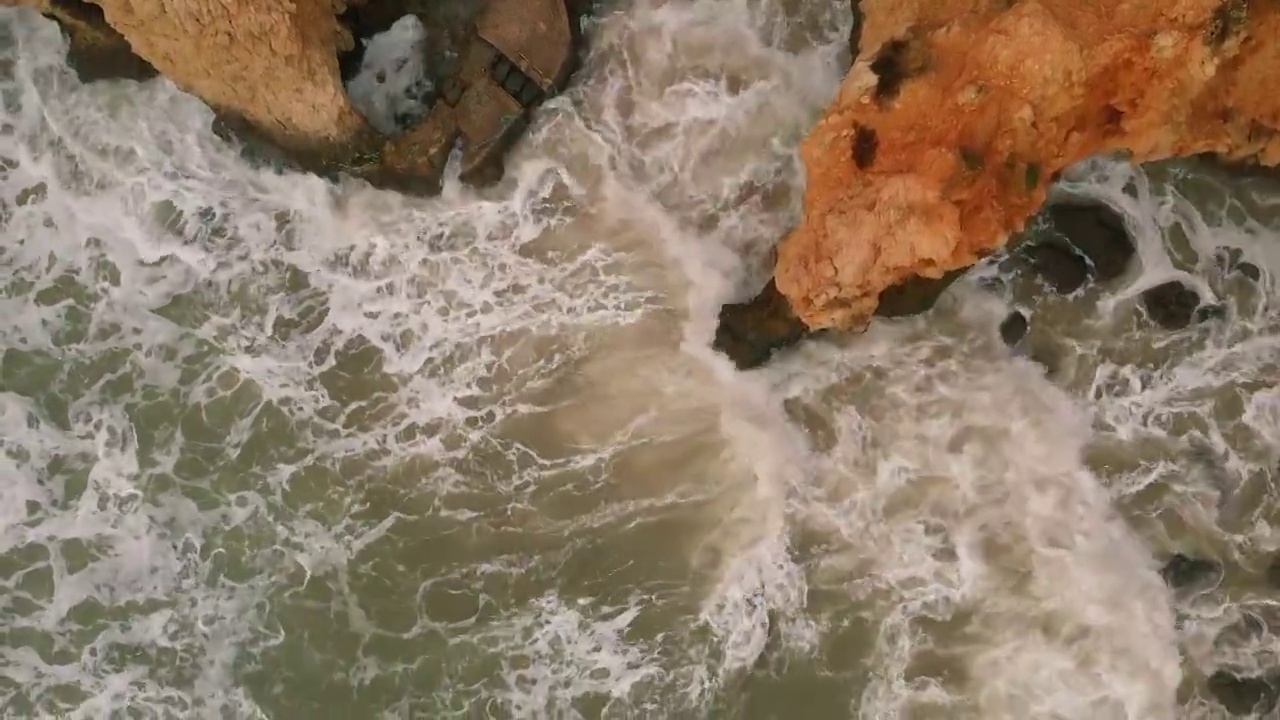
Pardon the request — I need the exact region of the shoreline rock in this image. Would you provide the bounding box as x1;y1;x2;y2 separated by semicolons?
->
3;0;587;193
13;0;157;82
760;0;1280;334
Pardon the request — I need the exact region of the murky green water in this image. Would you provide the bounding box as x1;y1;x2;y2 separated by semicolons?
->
1;3;1279;719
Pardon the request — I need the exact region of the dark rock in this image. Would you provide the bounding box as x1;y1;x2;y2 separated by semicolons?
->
1142;281;1201;330
1238;262;1262;282
1046;202;1135;281
335;0;588;193
713;279;809;370
852;124;878;170
1196;151;1280;184
1216;248;1262;282
1217;247;1245;273
1205;0;1248;49
1159;553;1222;591
999;311;1028;347
848;0;864;60
874;267;968;318
1194;303;1228;324
1023;241;1089;294
44;0;158;83
1208;671;1279;716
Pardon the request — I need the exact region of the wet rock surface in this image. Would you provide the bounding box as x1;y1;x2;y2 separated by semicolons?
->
999;310;1028;347
1142;281;1202;330
366;0;588;191
713;279;810;370
1159;553;1222;591
1046;203;1135;282
12;0;587;194
1021;202;1136;293
9;0;157;82
874;267;968;318
1193;302;1228;324
771;0;1280;332
1023;240;1089;294
1217;247;1263;283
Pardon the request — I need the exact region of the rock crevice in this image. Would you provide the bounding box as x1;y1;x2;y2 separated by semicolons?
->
3;0;587;192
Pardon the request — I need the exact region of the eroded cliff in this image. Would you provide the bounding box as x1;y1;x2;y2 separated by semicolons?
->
4;0;584;189
774;0;1279;331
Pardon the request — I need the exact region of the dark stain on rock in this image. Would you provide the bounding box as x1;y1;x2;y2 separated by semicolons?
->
870;37;924;103
1142;281;1201;330
713;279;810;370
1102;103;1125;133
1206;0;1248;48
874;267;969;318
958;146;984;173
1024;162;1042;191
853;124;878;169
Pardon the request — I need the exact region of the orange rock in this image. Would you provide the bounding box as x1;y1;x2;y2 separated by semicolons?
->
775;0;1278;330
5;0;587;189
92;0;380;165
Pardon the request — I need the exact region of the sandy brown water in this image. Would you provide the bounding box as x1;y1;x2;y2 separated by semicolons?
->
0;2;1278;719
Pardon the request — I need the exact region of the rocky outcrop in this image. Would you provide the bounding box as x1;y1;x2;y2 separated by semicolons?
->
6;0;155;82
767;0;1280;332
4;0;585;190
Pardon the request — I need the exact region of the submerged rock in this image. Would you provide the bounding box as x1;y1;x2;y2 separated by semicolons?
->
768;0;1280;332
713;279;809;370
1194;303;1228;323
1208;671;1280;716
1023;240;1089;294
1216;247;1263;283
1142;281;1201;330
998;310;1028;347
1046;203;1135;282
1159;553;1222;591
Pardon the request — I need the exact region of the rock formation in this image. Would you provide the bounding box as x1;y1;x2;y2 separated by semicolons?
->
5;0;155;82
3;0;584;190
717;0;1280;367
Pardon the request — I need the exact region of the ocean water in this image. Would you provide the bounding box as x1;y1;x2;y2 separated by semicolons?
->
0;2;1277;718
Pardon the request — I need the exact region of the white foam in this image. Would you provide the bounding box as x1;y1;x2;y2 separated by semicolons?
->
345;15;434;136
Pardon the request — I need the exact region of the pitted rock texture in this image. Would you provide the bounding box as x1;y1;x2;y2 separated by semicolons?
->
775;0;1280;330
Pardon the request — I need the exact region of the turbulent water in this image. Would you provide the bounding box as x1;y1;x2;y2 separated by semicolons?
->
1;1;1278;718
